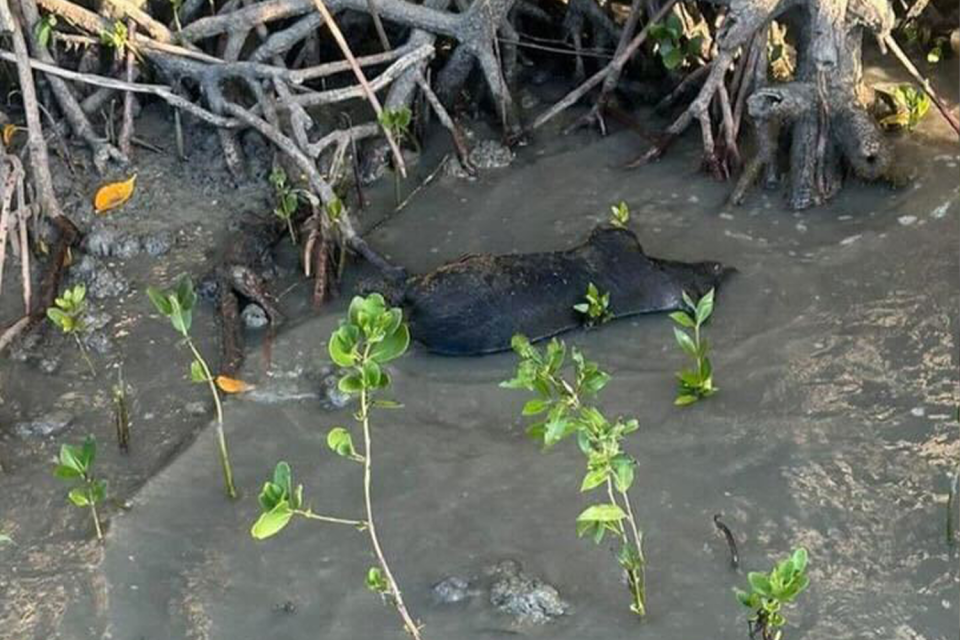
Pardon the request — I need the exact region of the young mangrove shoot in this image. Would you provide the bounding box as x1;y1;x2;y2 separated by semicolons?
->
378;107;413;206
669;287;717;405
269;166;301;245
609;201;630;228
502;335;647;617
251;294;424;639
54;435;107;541
46;283;96;376
574;282;612;328
736;547;810;640
147;276;237;499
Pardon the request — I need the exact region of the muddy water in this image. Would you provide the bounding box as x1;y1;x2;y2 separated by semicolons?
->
85;92;960;640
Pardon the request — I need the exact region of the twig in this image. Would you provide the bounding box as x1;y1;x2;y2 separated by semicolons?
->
882;34;960;136
0;0;61;217
394;154;448;213
713;514;739;569
309;0;407;178
119;19;136;157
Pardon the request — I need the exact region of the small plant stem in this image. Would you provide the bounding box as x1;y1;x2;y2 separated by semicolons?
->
296;510;366;528
393;172;401;208
89;492;103;541
185;337;237;499
618;488;646;615
286;217;297;246
358;354;423;640
73;333;96;376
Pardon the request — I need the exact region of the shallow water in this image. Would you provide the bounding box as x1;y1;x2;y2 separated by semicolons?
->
87;95;960;640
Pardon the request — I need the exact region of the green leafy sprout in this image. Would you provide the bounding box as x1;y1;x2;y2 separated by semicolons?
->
573;282;612;328
147;276;237;499
502;335;647;617
669;288;717;406
46;283;96;376
736;548;810;640
269;166;301;246
54;436;107;540
649;13;704;70
251;294;424;640
378;107;413;205
877;84;931;131
609;201;630;228
34;14;57;48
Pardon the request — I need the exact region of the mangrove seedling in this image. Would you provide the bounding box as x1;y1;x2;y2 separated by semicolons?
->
269;166;300;245
736;548;810;640
378;107;413;205
113;367;131;453
649;13;704;71
251;293;424;639
609;201;630;228
876;84;931;131
669;288;717;405
502;335;647;617
147;276;237;498
573;282;612;328
34;13;57;47
46;283;96;376
54;436;107;540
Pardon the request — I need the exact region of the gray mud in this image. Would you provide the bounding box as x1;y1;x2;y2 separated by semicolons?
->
1;61;959;640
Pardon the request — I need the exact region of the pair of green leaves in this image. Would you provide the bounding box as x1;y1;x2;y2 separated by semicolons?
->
378;107;412;140
146;276;197;337
329;294;410;394
669;288;717;406
609;202;630;228
34;14;57;48
47;284;87;335
573;282;612;327
270;167;300;221
54;436;106;508
736;548;810;630
251;461;304;540
649;14;703;70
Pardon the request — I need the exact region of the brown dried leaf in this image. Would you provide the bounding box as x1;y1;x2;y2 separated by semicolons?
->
94;174;137;214
215;376;255;394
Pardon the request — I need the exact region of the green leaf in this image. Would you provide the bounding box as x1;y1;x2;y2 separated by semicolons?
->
673;327;698;357
175;276;196;312
522;399;549;416
258;481;285;512
748;572;772;596
90;479;106;503
612;457;635;492
327;427;357;458
580;468;608;492
59;443;85;474
573;303;589;314
792;547;808;574
272;461;293;497
68;487;90;507
190;360;207;383
361;360;382;388
251;501;294;540
736;589;757;608
662;46;685;70
696;288;714;325
146;286;173;316
0;533;12;545
372;399;403;409
669;311;695;328
80;435;96;468
675;393;699;406
46;307;69;329
366;566;389;592
329;325;359;367
54;464;81;479
681;290;696;311
338;373;363;395
369;323;409;364
577;503;627;523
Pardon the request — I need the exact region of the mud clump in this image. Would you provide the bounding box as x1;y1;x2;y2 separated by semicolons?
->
432;576;471;604
72;256;129;299
241;304;269;330
15;410;73;438
486;560;568;624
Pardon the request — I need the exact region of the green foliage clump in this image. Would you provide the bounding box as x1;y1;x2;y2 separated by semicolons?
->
502;335;647;617
54;436;107;540
877;84;931;131
609;202;630;228
669;288;717;405
47;284;96;375
736;548;810;640
649;13;703;70
573;282;612;327
269;166;301;245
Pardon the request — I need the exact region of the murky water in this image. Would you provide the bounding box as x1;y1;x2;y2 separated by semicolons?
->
88;92;960;640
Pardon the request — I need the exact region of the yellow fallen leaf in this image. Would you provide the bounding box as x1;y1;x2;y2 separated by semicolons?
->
94;174;137;214
215;376;255;394
2;124;17;146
